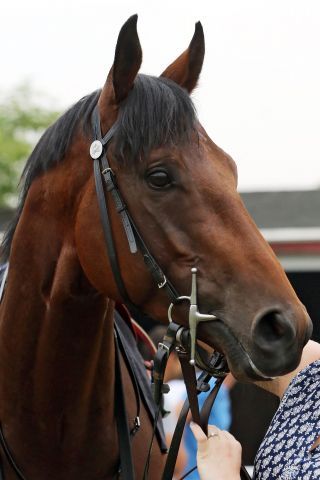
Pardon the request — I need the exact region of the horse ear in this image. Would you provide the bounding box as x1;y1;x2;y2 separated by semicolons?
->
98;15;142;131
160;22;205;93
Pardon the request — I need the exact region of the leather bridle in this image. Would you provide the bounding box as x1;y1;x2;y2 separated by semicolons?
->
90;105;251;480
91;104;179;313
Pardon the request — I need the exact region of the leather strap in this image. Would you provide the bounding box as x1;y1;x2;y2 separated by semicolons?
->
177;351;201;425
114;330;135;480
0;424;27;480
0;456;4;480
101;159;137;255
161;370;214;480
240;465;252;480
114;316;141;436
94;158;133;306
91;104;253;480
199;376;224;435
152;323;182;406
91;105;180;307
161;397;190;480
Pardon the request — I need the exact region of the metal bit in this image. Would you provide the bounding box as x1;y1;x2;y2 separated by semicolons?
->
167;267;217;367
188;268;217;366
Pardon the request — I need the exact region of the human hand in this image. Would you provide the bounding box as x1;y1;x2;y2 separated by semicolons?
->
190;422;242;480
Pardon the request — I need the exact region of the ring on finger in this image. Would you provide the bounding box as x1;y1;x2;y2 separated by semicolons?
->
207;432;219;440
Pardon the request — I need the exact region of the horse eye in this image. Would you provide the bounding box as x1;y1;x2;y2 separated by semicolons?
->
147;170;171;189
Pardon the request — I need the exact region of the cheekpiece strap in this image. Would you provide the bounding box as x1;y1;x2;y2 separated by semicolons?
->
90;104;180;306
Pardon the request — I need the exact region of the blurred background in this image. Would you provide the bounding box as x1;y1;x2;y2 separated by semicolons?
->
1;0;320;473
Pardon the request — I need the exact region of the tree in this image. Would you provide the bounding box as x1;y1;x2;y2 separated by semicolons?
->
0;85;60;207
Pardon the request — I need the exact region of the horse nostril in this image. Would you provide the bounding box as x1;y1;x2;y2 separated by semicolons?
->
252;309;296;351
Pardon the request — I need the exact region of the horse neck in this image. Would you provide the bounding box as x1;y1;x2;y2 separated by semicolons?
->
0;146;116;430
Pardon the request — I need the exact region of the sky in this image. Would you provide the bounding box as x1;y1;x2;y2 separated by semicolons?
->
1;0;320;192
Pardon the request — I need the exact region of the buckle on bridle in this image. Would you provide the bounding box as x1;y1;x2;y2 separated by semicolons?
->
131;416;141;436
102;167;116;192
102;166;114;176
157;275;167;289
158;342;170;353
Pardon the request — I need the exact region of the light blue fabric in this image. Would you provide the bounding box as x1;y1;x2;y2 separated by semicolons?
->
183;378;232;479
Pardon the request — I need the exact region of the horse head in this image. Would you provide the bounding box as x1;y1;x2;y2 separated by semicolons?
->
75;15;312;382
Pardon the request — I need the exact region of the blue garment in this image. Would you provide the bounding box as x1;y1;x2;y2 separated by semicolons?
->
183;378;232;480
254;360;320;480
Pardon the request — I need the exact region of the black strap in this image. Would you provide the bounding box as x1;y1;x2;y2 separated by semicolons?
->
94;158;133;307
178;351;201;425
114;331;135;480
240;465;252;480
153;325;252;480
199;376;224;435
91;105;180;307
114;318;141;436
163;375;252;480
0;424;27;480
0;456;4;480
161;370;214;480
152;323;182;406
91;105;252;480
101;162;137;254
162;397;190;480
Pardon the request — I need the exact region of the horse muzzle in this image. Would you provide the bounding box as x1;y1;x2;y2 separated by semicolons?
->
198;306;312;381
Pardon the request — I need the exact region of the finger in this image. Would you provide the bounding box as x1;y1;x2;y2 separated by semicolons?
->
190;422;207;443
223;431;240;444
224;431;242;451
207;425;221;435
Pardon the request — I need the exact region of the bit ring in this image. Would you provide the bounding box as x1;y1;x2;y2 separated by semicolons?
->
168;296;191;323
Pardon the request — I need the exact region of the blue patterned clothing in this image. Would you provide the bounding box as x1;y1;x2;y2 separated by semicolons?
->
254;360;320;479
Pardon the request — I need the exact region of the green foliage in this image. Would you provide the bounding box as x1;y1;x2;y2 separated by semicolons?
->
0;85;60;207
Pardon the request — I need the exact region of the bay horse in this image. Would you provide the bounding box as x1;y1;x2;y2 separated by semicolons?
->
0;14;312;480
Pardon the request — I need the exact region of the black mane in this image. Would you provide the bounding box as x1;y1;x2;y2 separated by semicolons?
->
114;75;197;162
1;75;197;261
